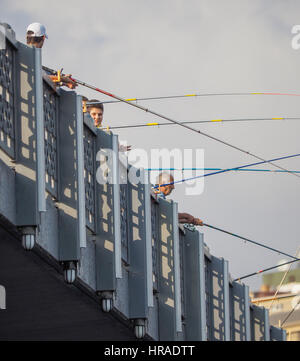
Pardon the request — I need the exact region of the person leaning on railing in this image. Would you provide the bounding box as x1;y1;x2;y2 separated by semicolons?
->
86;100;104;128
154;172;203;227
26;22;77;90
84;99;132;152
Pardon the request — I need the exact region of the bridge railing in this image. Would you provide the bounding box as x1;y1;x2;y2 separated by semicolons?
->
0;24;286;341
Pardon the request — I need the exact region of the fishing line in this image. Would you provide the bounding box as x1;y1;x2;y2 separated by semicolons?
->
43;65;300;180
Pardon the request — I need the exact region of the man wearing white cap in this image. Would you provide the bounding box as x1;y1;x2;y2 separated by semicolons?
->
26;23;77;89
26;22;48;48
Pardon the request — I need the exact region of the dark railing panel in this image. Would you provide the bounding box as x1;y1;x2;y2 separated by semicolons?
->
230;282;248;340
179;229;185;322
83;124;96;232
151;197;159;291
182;230;207;340
204;255;212;340
43;82;58;198
0;39;15;158
250;305;270;341
95;129;116;291
119;160;129;264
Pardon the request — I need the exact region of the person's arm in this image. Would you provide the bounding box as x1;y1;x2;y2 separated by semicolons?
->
60;74;78;89
119;144;132;152
178;212;203;226
48;74;77;89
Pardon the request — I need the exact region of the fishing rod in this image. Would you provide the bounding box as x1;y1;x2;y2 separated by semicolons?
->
152;153;300;189
282;297;300;326
107;117;300;130
42;65;300;180
86;91;300;105
203;223;300;261
147;167;300;174
234;259;300;282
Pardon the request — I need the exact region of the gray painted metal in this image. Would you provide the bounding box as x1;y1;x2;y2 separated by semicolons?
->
76;95;86;248
0;23;18;48
270;325;286;341
57;90;80;261
223;259;231;340
204;254;213;340
230;281;251;340
128;167;149;319
95;129;116;291
251;304;269;341
37;196;59;259
119;154;129;264
34;48;46;213
172;202;182;333
150;197;159;292
264;307;270;341
0;35;16;158
78;237;96;291
0;159;16;224
210;255;229;340
183;230;207;340
83;118;97;232
112;134;122;278
15;43;39;227
244;285;251;340
157;197;177;341
144;171;154;308
43;81;59;198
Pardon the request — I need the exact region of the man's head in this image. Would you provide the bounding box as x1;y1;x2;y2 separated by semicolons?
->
26;23;48;48
156;172;175;196
87;100;104;127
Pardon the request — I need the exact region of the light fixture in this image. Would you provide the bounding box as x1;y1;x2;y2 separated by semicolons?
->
21;227;35;251
99;291;113;312
63;261;77;284
134;319;146;339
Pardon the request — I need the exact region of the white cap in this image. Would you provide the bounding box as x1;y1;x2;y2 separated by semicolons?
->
26;23;48;38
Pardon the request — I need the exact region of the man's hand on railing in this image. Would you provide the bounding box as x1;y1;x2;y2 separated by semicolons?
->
119;144;132;152
178;212;203;226
48;74;78;89
192;218;204;226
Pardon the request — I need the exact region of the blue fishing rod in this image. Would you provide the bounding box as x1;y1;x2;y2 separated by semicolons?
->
153;153;300;189
203;223;299;261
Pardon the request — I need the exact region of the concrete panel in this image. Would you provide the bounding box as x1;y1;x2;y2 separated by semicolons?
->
230;282;251;341
37;196;59;259
210;256;230;340
250;304;270;341
57;90;79;261
0;159;16;224
95;129;116;291
147;296;159;340
128;168;149;319
183;230;207;340
78;235;96;291
15;43;38;227
157;197;177;341
115;267;129;318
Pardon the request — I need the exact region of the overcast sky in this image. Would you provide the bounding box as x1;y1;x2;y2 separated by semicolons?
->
2;0;300;291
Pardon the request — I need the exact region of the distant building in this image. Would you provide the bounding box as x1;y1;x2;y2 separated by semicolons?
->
251;263;300;341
